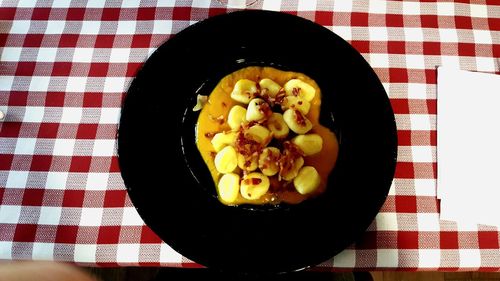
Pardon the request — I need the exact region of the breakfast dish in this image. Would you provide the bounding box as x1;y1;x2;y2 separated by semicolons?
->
195;66;339;205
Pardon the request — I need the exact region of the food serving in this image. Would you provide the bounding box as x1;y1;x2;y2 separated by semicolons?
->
119;10;398;273
195;66;339;205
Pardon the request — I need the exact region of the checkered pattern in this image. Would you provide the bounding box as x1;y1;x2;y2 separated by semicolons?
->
0;0;499;270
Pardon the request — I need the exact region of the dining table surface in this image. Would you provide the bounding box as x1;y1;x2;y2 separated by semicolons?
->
0;0;499;271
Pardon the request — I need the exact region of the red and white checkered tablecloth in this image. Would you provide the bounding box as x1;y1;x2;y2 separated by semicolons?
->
0;0;499;270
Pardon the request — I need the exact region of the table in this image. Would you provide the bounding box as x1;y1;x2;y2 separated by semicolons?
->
0;0;499;271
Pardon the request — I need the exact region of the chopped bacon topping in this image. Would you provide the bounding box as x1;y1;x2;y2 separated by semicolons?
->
284;141;304;156
257;101;272;119
293;109;307;126
235;129;262;157
274;89;286;105
244;178;262;185
259;149;280;173
258;89;274;106
292;87;301;96
278;141;304;181
244;160;252;168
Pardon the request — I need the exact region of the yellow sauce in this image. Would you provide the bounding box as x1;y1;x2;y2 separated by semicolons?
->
196;66;338;205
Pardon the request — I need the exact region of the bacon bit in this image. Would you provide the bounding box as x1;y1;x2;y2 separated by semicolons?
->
209;151;217;158
266;150;280;163
252;178;262;185
221;102;227;108
274;89;286;105
258;89;275;107
292;87;301;96
283;141;305;157
244;178;262;185
204;132;216;139
298;101;303;105
257;101;272;119
293;109;306;126
278;157;293;181
235;130;262;157
278;141;304;180
260;149;280;172
208;114;225;125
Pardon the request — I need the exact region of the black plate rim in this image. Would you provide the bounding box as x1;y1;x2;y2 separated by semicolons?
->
118;10;398;274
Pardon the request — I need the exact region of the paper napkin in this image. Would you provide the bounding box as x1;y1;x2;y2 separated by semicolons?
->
437;66;500;227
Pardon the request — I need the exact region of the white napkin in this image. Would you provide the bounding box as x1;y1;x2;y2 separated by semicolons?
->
437;66;500;226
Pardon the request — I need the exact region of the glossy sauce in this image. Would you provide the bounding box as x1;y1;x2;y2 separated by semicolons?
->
196;66;338;205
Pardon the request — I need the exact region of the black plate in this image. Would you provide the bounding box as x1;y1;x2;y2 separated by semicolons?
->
118;10;397;273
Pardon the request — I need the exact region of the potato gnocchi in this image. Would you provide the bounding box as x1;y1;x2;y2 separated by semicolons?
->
196;67;339;205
